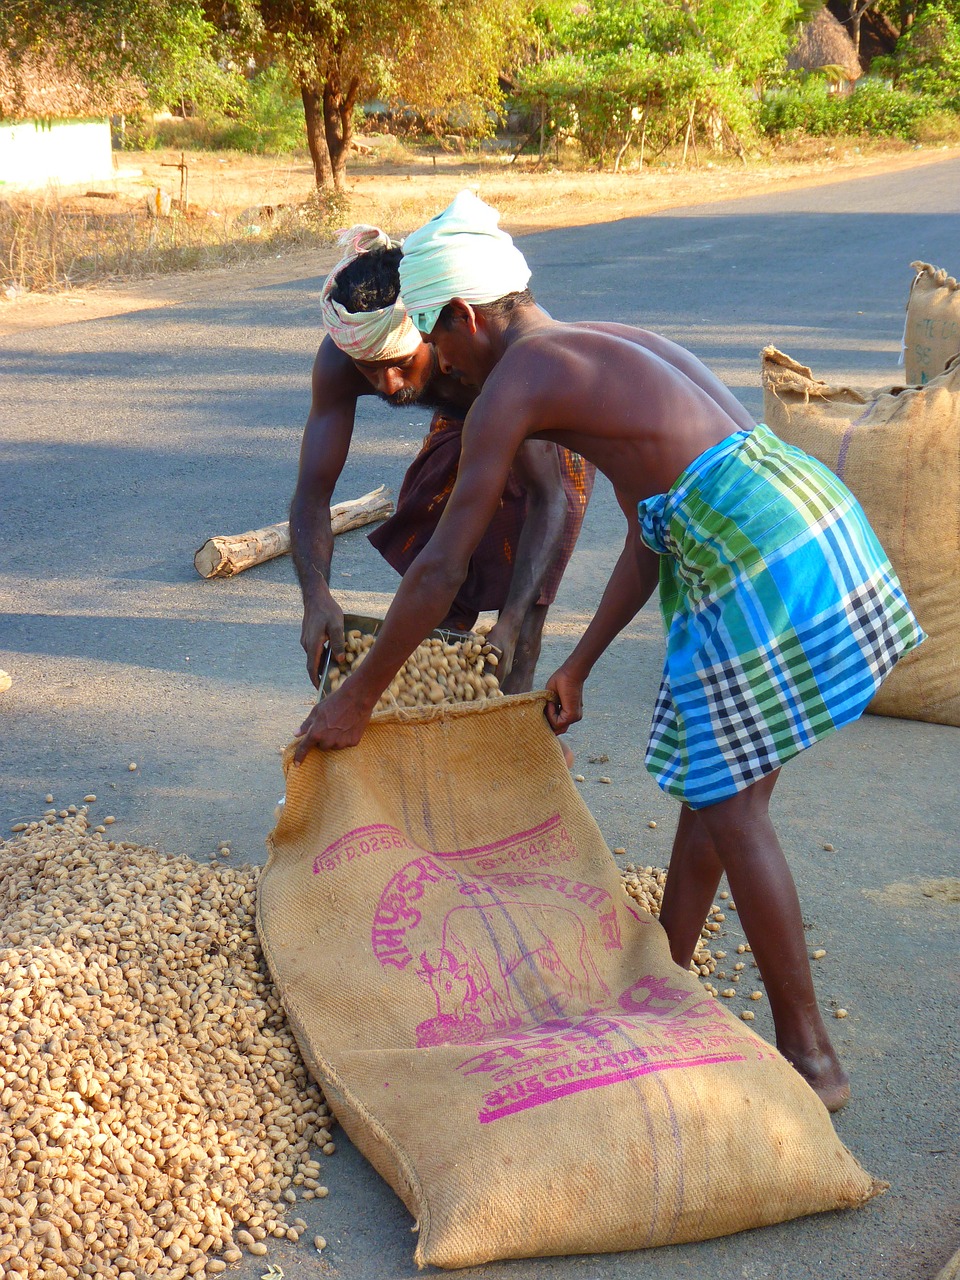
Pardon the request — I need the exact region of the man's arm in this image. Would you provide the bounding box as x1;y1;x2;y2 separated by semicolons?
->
545;496;660;735
484;439;567;680
289;339;368;684
294;386;531;758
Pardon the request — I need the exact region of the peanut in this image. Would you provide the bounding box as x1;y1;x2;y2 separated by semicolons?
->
329;631;502;711
0;809;333;1279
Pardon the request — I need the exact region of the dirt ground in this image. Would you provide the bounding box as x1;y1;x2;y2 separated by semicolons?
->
2;135;957;335
2;141;959;1280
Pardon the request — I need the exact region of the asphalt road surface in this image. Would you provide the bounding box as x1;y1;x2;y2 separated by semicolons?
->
2;155;959;1280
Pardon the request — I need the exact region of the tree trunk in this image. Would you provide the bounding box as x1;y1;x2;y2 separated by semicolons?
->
323;84;348;190
323;67;361;191
848;0;874;57
300;82;335;189
638;93;652;169
614;123;635;174
681;102;696;166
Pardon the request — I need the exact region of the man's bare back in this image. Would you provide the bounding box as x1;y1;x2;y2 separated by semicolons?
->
448;312;752;511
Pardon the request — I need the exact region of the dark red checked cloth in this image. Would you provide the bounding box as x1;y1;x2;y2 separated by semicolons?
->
367;411;595;631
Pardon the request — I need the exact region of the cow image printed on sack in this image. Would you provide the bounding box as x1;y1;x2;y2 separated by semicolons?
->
259;693;883;1269
413;863;612;1049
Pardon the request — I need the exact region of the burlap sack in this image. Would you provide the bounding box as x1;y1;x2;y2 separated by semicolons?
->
761;345;960;727
904;261;960;386
259;694;881;1269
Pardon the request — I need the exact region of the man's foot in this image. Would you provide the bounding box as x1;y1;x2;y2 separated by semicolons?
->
561;742;575;769
784;1048;851;1113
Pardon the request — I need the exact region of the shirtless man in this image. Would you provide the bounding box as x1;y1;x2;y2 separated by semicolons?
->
293;192;924;1111
290;225;593;692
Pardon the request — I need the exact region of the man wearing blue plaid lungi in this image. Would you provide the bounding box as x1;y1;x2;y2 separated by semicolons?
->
296;193;925;1113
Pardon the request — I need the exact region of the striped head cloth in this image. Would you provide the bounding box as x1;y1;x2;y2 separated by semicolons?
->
320;225;421;362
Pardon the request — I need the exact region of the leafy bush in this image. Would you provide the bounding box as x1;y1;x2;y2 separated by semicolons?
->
128;66;308;155
844;78;936;136
761;78;936;140
215;66;307;154
513;0;792;168
896;3;960;110
760;80;835;137
517;46;761;167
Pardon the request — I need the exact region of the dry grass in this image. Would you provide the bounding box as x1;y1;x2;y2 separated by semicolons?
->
0;188;342;295
1;135;954;298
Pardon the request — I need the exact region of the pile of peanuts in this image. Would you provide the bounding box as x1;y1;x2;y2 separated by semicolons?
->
621;864;765;1020
620;863;668;919
328;630;502;709
0;810;333;1279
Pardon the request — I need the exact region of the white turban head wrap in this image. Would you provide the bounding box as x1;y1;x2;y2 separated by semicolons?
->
398;191;532;334
320;224;422;363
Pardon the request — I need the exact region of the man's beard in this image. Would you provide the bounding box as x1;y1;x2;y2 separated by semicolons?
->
378;386;421;406
376;348;450;410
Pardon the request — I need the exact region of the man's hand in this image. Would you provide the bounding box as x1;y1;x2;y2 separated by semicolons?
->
482;620;516;685
544;664;585;735
294;678;377;762
301;595;346;688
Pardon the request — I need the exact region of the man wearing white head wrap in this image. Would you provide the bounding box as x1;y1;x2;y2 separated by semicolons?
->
293;195;925;1114
290;226;594;696
399;190;532;335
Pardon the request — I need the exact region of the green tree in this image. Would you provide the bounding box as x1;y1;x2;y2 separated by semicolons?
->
228;0;528;191
864;0;960;35
515;0;806;168
0;0;239;119
873;0;960;33
896;1;960;101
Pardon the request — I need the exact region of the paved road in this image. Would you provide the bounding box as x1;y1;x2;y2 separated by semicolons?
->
2;156;959;1280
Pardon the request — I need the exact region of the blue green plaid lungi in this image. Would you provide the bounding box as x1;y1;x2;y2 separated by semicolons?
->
638;424;925;808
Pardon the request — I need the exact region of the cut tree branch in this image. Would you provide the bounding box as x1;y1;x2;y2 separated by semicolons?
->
194;485;394;579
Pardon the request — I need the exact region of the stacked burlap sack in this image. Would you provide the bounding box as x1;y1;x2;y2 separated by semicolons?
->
761;343;960;727
259;693;882;1269
903;261;960;386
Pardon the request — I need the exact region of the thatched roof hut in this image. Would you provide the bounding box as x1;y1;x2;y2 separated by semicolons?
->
0;50;141;122
787;8;863;85
0;51;142;190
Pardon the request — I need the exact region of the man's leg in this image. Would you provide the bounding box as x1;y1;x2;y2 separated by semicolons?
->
500;602;548;693
689;770;849;1112
500;603;576;765
657;804;724;969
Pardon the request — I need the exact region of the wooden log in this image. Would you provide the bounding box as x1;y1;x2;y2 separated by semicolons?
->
194;485;393;579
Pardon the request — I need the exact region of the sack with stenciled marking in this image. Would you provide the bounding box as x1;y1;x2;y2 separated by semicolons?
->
761;345;960;728
258;692;882;1269
903;260;960;386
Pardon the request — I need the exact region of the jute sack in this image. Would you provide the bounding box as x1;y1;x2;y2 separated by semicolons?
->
904;261;960;386
259;693;882;1269
761;345;960;727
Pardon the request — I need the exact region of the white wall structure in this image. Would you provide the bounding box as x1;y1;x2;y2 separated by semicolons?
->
0;119;115;191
